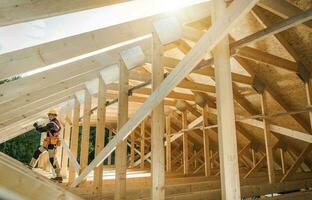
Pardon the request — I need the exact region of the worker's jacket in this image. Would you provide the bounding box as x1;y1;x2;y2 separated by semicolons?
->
36;118;61;146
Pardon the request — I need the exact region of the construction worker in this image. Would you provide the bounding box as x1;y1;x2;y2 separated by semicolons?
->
28;109;63;182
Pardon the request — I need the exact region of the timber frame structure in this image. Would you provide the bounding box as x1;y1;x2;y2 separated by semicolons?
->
0;0;312;199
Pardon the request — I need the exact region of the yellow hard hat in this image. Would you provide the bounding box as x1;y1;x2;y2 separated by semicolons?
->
47;109;58;116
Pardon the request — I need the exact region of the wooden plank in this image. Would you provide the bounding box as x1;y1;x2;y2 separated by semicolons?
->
115;61;128;199
166;114;172;172
260;91;276;183
212;0;241;199
93;77;106;193
202;104;211;176
0;3;211;80
182;111;189;175
0;0;128;27
71;0;258;187
80;90;92;171
151;32;165;200
258;0;312;29
68;98;80;183
61;104;72;176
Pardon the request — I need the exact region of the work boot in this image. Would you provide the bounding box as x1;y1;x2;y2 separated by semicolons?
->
27;158;37;169
51;176;63;183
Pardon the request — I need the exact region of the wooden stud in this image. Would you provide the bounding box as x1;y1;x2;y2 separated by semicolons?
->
61;104;72;176
166;114;172;173
202;104;211;176
260;91;276;184
93;77;106;193
80;90;92;171
182;111;189;175
115;61;128;200
280;149;286;175
140;120;146;169
212;0;241;199
108;129;112;166
68;98;80;183
130;132;135;167
151;32;165;200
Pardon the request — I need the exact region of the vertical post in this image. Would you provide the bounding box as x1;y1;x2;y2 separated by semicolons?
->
151;32;165;200
130;132;135;167
165;114;172;173
61;104;72;176
202;104;211;176
304;80;312;127
140;120;146;169
213;0;241;199
280;149;286;174
108;129;112;166
80;90;92;171
68;98;80;183
252;148;256;167
115;61;128;200
182;111;189;175
93;77;106;193
260;91;276;184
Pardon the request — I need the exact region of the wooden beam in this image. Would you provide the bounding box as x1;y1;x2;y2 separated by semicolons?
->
212;0;241;199
258;0;312;30
236;46;298;72
182;111;189;175
130;132;135;167
115;61;128;199
71;0;258;187
140;120;146;169
151;32;165;200
231;8;312;50
202;104;211;176
80;90;92;171
61;104;72;176
260;91;276;183
108;129;113;165
166;114;172;172
93;77;106;193
68;98;80;183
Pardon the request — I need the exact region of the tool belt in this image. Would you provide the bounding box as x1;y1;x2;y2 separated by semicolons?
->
42;136;61;147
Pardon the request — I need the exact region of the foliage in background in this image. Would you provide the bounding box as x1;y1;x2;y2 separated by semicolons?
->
0;130;40;163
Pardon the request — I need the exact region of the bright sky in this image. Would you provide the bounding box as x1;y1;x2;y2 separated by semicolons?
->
0;0;209;55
